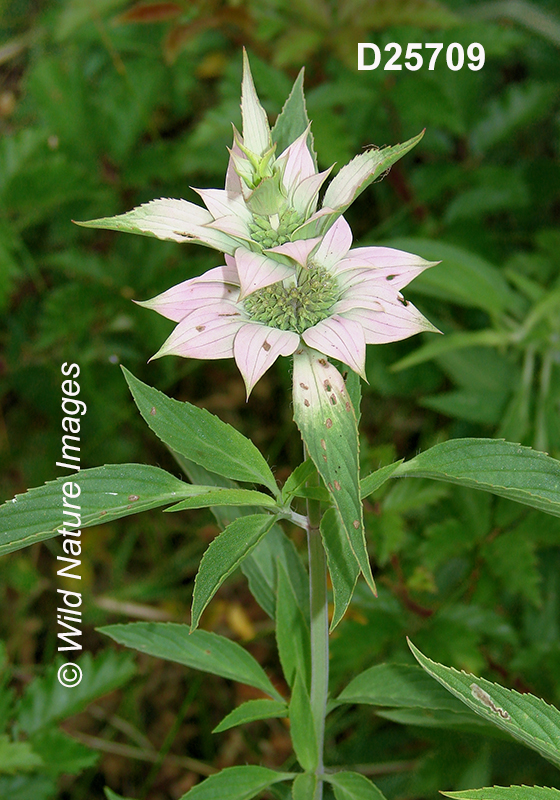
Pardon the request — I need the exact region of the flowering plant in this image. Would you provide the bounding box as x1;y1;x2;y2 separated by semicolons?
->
3;51;560;800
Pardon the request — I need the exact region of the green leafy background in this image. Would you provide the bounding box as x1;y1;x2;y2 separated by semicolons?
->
2;0;560;797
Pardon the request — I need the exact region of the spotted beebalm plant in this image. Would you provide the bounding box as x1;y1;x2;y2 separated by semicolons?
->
4;50;560;800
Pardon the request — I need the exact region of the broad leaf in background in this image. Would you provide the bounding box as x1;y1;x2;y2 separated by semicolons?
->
190;513;278;630
336;663;472;713
123;368;279;496
17;650;136;735
101;623;283;701
0;464;192;556
393;439;560;518
441;788;560;800
324;771;388;800
386;238;520;316
275;562;311;689
409;640;560;769
293;349;374;592
213;699;287;733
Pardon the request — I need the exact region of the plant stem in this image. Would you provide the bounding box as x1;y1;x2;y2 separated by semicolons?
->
306;466;329;799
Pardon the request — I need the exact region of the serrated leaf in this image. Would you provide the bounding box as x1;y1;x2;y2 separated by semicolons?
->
320;508;359;631
17;650;136;735
191;513;278;630
0;463;190;556
441;787;560;800
165;488;278;512
275;563;311;689
75;198;236;253
173;454;308;621
178;765;294;800
289;674;318;772
322;132;424;214
0;735;43;774
100;623;283;701
324;771;388;800
213;699;287;733
409;640;560;768
123;368;279;496
393;439;560;518
292;349;374;593
271;68;315;166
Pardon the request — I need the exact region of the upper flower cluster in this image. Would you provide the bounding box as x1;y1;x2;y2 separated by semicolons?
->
79;51;438;395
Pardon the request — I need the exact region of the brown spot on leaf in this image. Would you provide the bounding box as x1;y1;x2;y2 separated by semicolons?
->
323;380;332;391
328;483;333;491
323;455;327;462
150;406;157;416
262;340;271;351
196;325;206;332
304;399;310;407
300;382;309;390
318;358;327;366
321;439;326;450
128;495;140;502
330;394;337;405
345;402;351;412
334;480;341;491
353;520;360;529
325;418;333;428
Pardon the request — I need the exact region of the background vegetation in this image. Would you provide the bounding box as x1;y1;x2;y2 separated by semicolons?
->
1;0;560;797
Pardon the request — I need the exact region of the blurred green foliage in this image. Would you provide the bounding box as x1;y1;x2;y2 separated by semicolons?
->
1;0;560;797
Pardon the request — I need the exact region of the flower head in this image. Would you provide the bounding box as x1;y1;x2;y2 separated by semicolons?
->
139;216;438;396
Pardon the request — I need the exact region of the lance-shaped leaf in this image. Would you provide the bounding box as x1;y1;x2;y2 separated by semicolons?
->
165;488;278;512
241;49;271;157
101;623;283;701
75;199;237;253
320;508;359;631
292;348;375;593
409;640;560;769
393;438;560;518
440;788;560;800
0;464;191;556
271;67;316;167
177;765;294;800
191;513;278;630
213;699;288;733
123;368;279;497
322;131;424;214
175;455;308;621
289;674;318;772
324;771;388;800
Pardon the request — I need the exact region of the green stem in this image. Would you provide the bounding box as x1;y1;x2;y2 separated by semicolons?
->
306;466;329;799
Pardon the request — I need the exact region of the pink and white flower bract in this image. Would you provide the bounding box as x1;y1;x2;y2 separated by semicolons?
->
139;216;439;396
